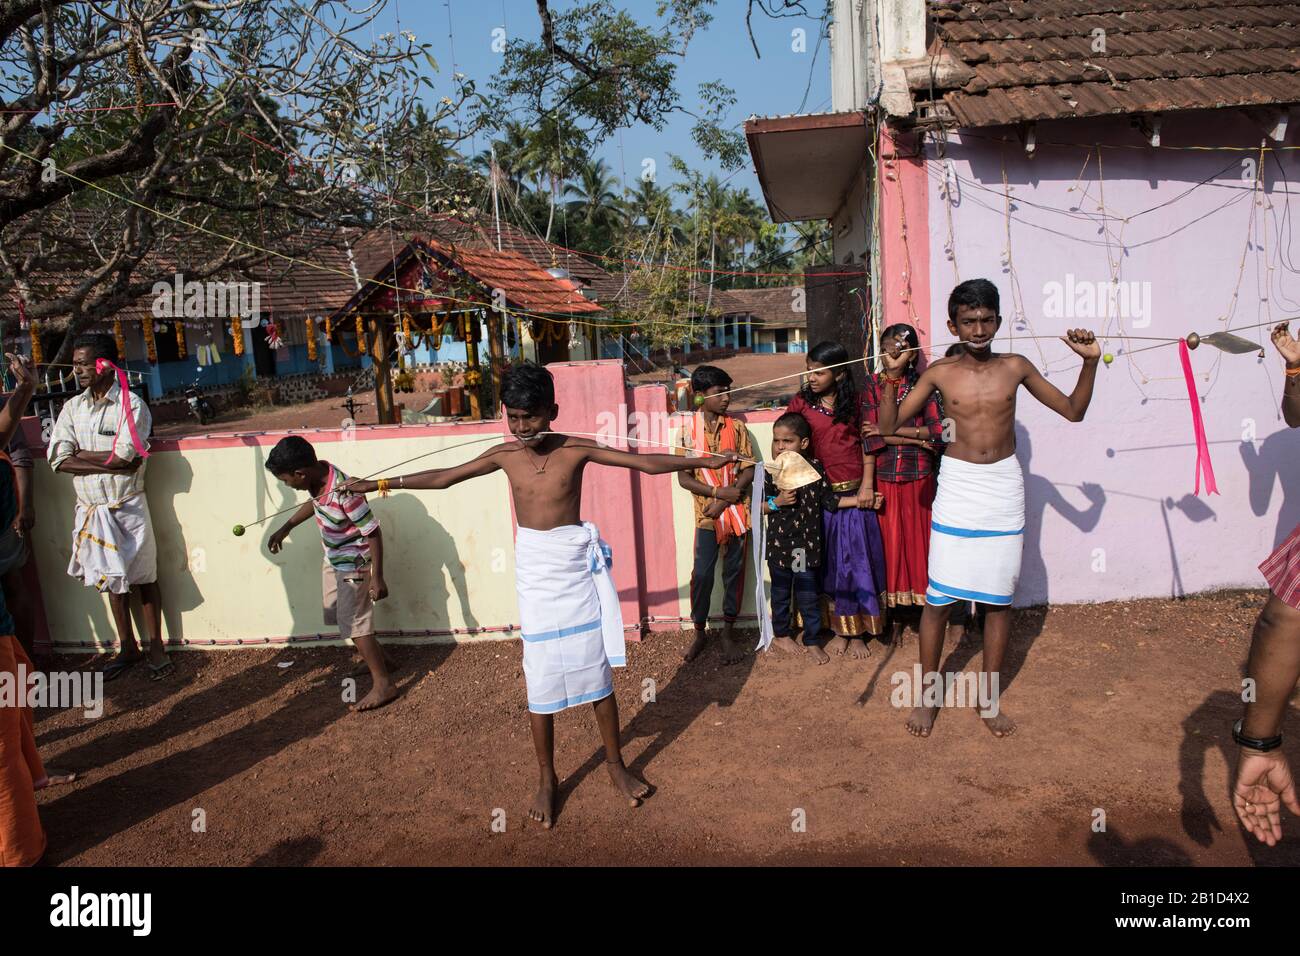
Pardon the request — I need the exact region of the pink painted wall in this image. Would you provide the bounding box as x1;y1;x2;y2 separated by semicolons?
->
919;110;1300;605
879;126;933;349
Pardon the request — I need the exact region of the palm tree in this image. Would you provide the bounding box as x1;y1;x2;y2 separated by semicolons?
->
520;116;587;241
564;158;626;252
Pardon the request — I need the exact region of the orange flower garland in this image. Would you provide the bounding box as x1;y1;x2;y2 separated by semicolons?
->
305;317;317;361
175;320;187;359
113;319;127;362
142;318;158;363
28;321;42;366
355;314;367;355
231;316;245;356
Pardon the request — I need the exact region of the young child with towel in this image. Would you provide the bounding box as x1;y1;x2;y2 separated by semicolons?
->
878;278;1099;739
348;362;734;829
785;341;888;660
759;412;860;665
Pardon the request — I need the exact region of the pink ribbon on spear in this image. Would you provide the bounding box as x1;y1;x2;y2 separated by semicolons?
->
95;357;150;459
1177;338;1216;495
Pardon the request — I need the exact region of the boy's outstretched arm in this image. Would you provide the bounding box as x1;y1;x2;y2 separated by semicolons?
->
268;499;314;553
348;445;504;492
1021;328;1101;422
584;442;737;475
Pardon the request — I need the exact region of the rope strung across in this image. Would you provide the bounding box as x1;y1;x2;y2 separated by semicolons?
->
228;428;776;537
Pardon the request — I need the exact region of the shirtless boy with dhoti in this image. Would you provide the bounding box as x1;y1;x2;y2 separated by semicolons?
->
878;279;1100;738
348;362;734;827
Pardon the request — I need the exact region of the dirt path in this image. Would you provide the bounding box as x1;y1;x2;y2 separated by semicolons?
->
33;590;1299;866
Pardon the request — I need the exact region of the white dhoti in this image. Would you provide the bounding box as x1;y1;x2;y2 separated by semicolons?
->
67;493;158;595
515;522;625;715
926;455;1024;607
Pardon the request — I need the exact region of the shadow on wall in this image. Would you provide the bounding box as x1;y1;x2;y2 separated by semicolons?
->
1014;422;1107;607
1240;426;1300;549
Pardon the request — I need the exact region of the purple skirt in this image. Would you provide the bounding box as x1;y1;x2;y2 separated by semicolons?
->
821;502;887;636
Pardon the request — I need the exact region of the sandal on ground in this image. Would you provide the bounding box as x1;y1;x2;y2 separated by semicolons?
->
148;657;175;681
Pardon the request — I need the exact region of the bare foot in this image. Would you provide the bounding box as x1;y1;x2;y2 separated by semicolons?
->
34;770;77;790
981;709;1016;738
683;631;708;662
771;636;802;656
721;634;748;665
351;651;398;677
353;680;399;712
825;635;849;656
906;706;938;738
529;773;557;829
605;760;652;807
806;643;830;665
849;637;873;659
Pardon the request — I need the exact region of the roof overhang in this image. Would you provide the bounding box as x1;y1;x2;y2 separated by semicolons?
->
744;110;869;223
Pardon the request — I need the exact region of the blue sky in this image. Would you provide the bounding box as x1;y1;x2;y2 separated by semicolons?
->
379;0;831;199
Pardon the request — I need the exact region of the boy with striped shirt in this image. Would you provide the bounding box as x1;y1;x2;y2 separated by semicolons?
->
265;435;396;711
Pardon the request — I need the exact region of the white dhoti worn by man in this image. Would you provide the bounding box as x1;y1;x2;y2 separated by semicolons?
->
47;379;157;595
514;522;625;714
67;493;158;594
926;454;1025;607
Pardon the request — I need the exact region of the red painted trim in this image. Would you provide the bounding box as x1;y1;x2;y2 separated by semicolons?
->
878;126;933;354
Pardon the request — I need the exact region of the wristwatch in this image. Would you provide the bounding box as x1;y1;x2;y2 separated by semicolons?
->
1232;718;1283;752
766;496;778;511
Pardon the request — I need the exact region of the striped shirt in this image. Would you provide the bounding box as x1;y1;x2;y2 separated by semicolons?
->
313;463;379;571
47;383;151;506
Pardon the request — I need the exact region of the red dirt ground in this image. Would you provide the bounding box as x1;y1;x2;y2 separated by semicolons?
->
32;590;1300;866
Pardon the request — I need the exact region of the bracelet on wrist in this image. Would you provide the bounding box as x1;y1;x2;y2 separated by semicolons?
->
1232;718;1283;752
766;496;778;511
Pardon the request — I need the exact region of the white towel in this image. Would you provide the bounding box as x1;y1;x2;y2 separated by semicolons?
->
515;521;625;714
67;493;158;594
749;462;775;651
926;454;1024;607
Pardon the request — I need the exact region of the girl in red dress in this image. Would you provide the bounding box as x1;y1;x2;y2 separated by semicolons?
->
860;324;946;645
785;341;887;658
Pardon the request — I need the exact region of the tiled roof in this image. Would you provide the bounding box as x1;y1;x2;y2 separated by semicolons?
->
718;286;807;328
416;238;603;315
923;0;1300;128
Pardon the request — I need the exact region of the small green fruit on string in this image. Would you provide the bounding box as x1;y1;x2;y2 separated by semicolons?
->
1102;353;1114;365
693;394;705;407
232;524;246;537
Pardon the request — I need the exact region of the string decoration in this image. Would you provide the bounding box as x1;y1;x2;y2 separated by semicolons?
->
231;316;245;356
305;317;317;361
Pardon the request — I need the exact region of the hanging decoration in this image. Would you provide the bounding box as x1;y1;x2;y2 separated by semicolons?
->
231;315;245;356
143;318;158;363
15;295;28;330
175;319;187;359
356;314;367;355
401;312;414;352
265;319;283;350
28;320;42;367
127;39;146;117
113;319;127;362
305;317;317;361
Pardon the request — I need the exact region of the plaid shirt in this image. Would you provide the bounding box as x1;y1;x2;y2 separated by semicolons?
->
860;370;944;483
47;382;151;506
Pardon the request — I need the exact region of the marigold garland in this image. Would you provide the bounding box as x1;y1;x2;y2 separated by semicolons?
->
143;319;158;363
175;319;187;359
356;314;367;355
231;316;245;356
305;317;317;361
113;319;127;362
28;321;42;366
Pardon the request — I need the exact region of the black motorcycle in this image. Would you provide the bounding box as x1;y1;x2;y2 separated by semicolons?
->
186;377;215;425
